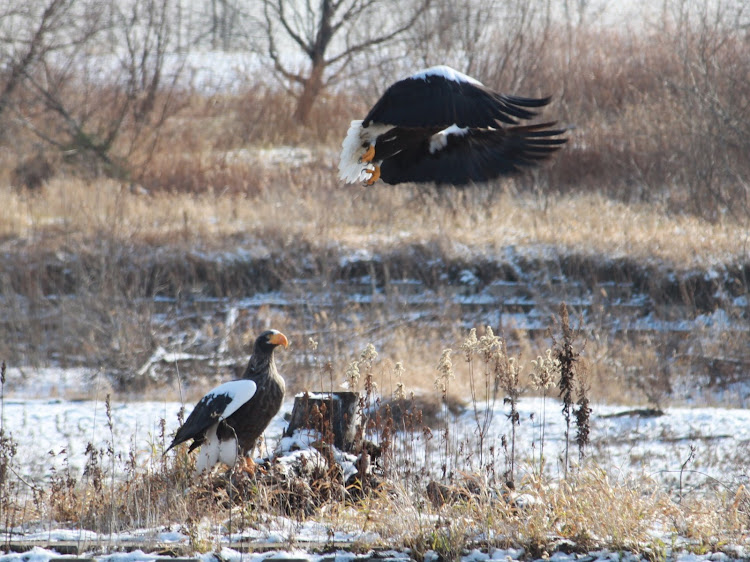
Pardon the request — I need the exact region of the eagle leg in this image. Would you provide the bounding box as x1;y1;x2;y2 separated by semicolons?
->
241;456;256;476
364;164;381;186
359;144;375;163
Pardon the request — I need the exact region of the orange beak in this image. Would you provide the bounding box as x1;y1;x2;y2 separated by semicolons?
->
269;331;289;349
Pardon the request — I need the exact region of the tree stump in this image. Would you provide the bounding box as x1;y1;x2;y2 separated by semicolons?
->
284;392;360;452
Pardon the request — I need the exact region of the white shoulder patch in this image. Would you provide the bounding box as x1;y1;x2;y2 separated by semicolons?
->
410;65;483;86
429;124;469;154
203;379;257;419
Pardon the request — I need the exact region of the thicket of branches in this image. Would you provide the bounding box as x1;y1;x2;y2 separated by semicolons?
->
1;0;749;219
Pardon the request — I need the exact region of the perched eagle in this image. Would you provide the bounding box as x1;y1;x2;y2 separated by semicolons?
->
338;65;567;186
166;329;289;474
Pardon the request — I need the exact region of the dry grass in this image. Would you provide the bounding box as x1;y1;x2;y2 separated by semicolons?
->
2;9;750;558
0;170;747;402
2;177;748;270
2;332;749;558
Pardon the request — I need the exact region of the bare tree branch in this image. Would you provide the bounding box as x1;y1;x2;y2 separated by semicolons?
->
0;0;73;122
258;0;431;123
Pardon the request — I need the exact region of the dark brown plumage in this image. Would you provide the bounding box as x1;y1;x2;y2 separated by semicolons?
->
166;329;288;472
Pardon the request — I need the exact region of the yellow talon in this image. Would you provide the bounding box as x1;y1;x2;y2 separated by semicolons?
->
364;164;381;186
360;144;375;163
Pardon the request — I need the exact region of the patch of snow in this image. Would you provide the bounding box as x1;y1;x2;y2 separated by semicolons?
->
695;308;732;330
458;269;479;286
276;428;321;454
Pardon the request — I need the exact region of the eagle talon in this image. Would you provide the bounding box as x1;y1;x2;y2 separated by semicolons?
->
364;164;381;186
241;457;256;476
359;144;375;163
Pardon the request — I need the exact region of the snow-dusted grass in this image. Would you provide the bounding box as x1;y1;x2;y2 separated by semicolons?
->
2;9;750;559
2;177;748;271
2;324;750;561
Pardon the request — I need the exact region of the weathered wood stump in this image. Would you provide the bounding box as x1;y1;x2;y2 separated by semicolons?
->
284;391;360;452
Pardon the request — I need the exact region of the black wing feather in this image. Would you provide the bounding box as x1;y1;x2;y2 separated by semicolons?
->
363;75;551;129
379;123;567;186
166;392;236;452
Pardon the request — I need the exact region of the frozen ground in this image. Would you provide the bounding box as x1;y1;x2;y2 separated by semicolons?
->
3;387;750;562
3;366;749;493
3;543;747;562
3;366;750;560
5;391;750;491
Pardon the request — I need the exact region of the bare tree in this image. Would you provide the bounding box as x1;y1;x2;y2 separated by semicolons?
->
1;0;181;180
259;0;431;124
407;0;554;95
0;0;81;129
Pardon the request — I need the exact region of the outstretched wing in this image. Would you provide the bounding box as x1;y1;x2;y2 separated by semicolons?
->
379;122;567;186
363;66;551;129
166;380;257;452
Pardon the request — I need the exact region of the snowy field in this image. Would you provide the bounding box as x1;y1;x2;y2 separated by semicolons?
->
5;387;750;490
2;366;750;561
4;360;750;485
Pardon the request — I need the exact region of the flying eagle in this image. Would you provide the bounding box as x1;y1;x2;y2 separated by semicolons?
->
338;65;567;186
166;329;289;474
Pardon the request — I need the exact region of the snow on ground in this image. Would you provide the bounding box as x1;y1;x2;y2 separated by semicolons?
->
1;302;748;558
3;367;750;492
2;545;744;562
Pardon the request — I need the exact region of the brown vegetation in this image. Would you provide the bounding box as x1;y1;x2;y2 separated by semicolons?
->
1;2;750;555
1;328;749;558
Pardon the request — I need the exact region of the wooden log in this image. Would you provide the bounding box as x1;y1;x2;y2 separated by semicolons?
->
284;392;360;452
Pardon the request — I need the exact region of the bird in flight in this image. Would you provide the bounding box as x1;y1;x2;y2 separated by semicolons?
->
339;65;567;186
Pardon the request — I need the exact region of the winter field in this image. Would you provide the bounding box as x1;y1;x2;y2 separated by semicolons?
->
3;0;750;560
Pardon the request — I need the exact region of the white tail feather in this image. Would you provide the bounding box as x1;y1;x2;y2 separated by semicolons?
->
194;423;239;474
338;120;367;183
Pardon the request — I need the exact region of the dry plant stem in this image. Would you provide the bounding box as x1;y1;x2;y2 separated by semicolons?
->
435;348;454;479
554;303;580;478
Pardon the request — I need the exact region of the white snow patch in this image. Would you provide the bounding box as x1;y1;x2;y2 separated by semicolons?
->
276;428;321;454
458;269;479;286
3;366;92;398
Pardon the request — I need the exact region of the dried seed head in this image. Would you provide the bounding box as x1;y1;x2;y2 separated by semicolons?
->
435;348;455;395
308;337;318;351
460;328;478;361
346;360;360;388
393;362;406;399
394;381;406;401
360;343;378;363
478;325;503;361
394;361;405;379
530;349;558;390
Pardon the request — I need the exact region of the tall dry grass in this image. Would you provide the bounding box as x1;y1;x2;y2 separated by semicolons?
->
2;11;749;219
0;3;748;416
0;170;748;401
1;326;748;558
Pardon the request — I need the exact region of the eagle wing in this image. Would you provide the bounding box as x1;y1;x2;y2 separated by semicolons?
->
363;71;551;129
166;379;257;452
379;123;567;186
